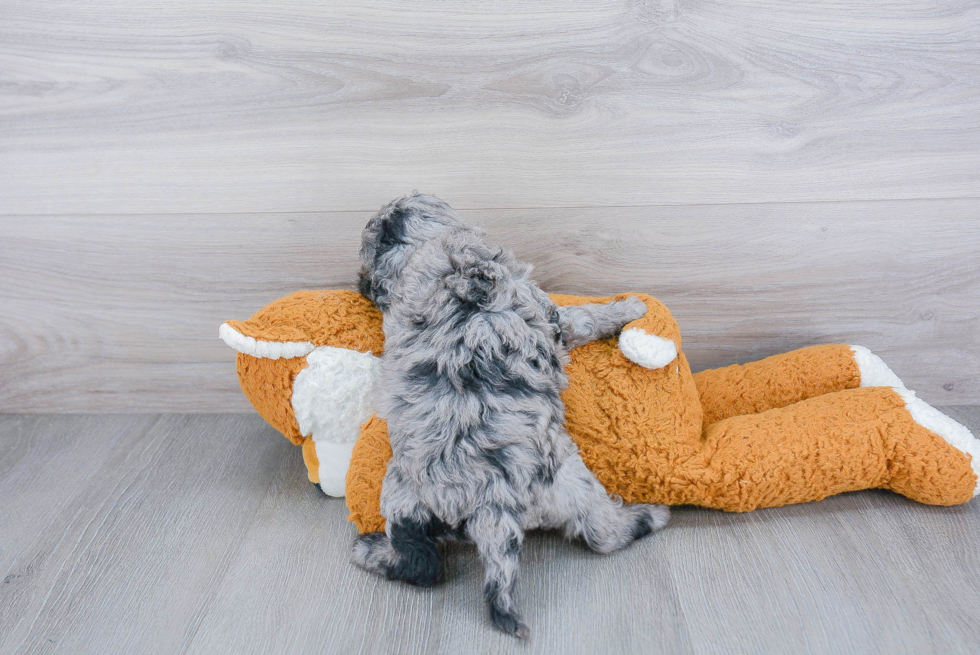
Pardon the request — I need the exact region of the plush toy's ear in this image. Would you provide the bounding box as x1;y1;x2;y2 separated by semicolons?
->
222;289;385;355
220;289;386;497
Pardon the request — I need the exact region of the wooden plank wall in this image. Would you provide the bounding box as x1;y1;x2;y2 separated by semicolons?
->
1;0;978;411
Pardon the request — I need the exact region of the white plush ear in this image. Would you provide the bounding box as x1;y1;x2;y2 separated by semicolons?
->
219;322;315;359
619;329;678;370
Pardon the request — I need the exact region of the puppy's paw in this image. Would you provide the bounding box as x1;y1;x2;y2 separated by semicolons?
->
350;532;392;573
619;329;678;369
618;295;649;323
632;504;670;539
490;605;530;639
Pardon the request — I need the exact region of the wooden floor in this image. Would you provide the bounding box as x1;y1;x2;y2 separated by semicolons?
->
2;411;979;655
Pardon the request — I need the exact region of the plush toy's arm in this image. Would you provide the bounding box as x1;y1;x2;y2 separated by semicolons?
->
612;293;680;370
346;415;391;533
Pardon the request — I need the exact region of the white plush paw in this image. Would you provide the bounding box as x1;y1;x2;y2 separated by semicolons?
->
619;329;678;370
851;344;980;496
314;440;357;497
850;345;906;389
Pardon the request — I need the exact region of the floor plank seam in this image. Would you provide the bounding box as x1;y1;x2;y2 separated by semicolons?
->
2;194;979;218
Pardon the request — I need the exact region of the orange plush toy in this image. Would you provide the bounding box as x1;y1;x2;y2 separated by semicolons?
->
221;289;979;533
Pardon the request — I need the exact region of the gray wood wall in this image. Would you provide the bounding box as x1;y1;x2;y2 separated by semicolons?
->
2;0;978;411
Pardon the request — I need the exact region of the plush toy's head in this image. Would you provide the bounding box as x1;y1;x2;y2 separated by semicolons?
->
220;290;385;495
220;290;699;511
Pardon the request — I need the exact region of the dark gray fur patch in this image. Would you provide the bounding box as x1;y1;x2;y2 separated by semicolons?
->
386;517;445;587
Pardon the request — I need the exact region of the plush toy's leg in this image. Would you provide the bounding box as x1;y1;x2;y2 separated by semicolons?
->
693;344;862;425
291;345;380;497
301;437;320;484
669;386;978;511
536;454;670;553
848;346;980;502
346;416;391;534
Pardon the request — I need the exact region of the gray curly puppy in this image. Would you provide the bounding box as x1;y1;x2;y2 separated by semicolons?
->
351;193;669;638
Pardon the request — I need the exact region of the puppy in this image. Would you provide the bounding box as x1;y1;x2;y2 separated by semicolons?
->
351;193;669;638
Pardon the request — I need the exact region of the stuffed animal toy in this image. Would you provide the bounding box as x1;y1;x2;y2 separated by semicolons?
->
220;289;979;533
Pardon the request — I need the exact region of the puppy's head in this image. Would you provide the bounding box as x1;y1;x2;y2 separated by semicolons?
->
358;193;462;311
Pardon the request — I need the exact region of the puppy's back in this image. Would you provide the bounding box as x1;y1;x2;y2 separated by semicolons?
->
378;228;573;512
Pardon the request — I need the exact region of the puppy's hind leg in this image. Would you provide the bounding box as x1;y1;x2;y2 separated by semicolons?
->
351;468;445;587
542;453;669;554
466;507;529;639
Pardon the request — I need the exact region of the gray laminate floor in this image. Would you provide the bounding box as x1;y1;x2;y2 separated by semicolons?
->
2;411;979;655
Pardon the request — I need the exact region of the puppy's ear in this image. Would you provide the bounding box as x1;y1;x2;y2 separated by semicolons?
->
375;207;409;251
358;267;375;302
359;268;393;312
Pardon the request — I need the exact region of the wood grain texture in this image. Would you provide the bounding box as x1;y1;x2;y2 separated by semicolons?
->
0;416;149;591
0;414;290;655
1;411;979;654
1;0;978;214
1;198;978;412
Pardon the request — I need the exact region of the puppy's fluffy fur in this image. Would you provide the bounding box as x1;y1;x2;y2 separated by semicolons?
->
351;193;669;637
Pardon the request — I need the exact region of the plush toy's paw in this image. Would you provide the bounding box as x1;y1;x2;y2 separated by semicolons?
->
851;345;980;497
312;440;357;497
850;345;905;389
619;329;678;369
899;393;980;496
